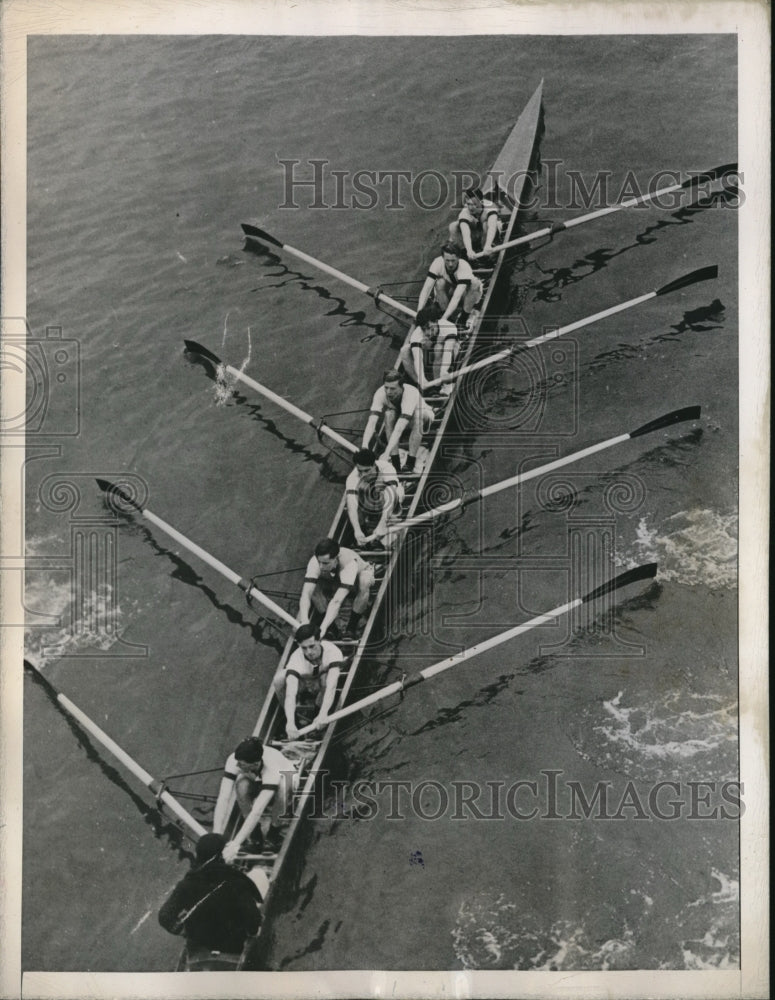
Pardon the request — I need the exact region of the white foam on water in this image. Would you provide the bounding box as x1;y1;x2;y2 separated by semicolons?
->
452;898;636;970
25;584;126;668
214;314;253;406
620;508;737;590
596;690;737;763
678;869;739;969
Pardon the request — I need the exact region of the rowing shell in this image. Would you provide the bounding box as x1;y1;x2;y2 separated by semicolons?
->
213;81;546;970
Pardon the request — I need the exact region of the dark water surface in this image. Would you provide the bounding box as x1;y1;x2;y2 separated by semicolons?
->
24;34;738;971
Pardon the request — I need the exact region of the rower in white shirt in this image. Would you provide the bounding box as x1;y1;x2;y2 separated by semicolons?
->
362;369;435;474
449;186;500;260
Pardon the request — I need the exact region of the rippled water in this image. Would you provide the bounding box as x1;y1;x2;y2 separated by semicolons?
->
23;34;738;972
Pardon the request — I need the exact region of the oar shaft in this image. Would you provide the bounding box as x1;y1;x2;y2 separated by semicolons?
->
526;291;656;345
297;599;579;734
479;433;632;497
141;509;299;628
53;687;207;837
424;346;513;388
282;242;416;319
225;364;357;453
497;174;713;252
426;288;658;388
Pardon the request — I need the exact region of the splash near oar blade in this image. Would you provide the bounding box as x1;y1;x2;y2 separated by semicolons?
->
24;659;207;838
183;340;358;453
96;479;300;629
296;563;658;736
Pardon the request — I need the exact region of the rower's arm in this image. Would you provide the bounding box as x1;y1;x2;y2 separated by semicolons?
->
319;586;350;637
375;482;399;537
212;759;237;834
417;275;435;311
232;788;274;848
482;212;499;253
382;414;410;458
441;283;466;322
361;412;380;450
346;491;365;543
411;343;427;391
437;324;459;381
315;666;342;724
459;219;476;258
298;580;316;624
283;674;300;733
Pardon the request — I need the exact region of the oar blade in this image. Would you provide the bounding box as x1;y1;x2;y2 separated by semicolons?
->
656;265;718;297
582;563;658;604
681;162;738;188
241;222;282;248
184;339;221;366
95;478;142;513
24;658;51;689
630;405;701;439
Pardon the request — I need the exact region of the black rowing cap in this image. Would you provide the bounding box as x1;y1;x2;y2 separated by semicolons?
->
195;833;227;864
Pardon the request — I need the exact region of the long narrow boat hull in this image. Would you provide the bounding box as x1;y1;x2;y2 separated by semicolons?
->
211;82;545;971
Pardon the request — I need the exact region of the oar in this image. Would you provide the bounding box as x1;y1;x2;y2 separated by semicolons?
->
24;658;207;838
241;223;417;320
425;265;718;388
296;563;658;735
95;479;301;630
184;339;358;454
395;406;701;530
493;162;737;254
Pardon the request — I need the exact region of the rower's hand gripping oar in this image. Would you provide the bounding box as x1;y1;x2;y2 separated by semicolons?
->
242;223;417;321
24;658;207;838
183;339;358;455
95;479;301;630
425;265;719;389
494;162;738;254
296;563;658;736
396;405;701;530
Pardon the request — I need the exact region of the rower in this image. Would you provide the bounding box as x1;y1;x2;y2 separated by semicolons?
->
416;242;484;329
448;186;500;260
214;736;296;860
272;624;345;739
398;303;460;396
362;369;435;474
158;832;266;965
298;537;375;639
345;447;405;549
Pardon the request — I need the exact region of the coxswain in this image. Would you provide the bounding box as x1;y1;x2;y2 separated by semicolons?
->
158;832;267;967
299;537;375;639
345;447;405;548
448;186;500;260
213;736;296;860
398;303;460;395
416;242;483;327
272;624;346;738
362;369;435;474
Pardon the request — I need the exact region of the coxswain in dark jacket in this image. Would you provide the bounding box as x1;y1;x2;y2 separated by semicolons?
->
158;833;263;954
